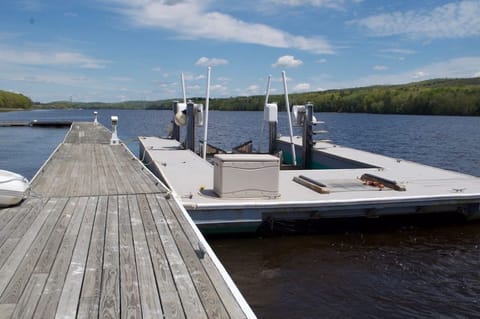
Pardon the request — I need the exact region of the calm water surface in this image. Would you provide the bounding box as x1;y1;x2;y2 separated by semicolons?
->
1;109;480;318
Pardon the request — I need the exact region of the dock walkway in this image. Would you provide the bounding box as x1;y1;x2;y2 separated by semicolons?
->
0;122;254;318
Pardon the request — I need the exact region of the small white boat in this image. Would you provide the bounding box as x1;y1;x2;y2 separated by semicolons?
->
0;170;29;207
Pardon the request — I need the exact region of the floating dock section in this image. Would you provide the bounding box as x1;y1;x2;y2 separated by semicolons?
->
139;136;480;233
0;120;73;127
0;122;255;318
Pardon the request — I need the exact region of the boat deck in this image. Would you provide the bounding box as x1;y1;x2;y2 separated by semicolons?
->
0;122;254;318
139;136;480;231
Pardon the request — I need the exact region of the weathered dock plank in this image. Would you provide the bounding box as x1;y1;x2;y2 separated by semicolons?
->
0;304;15;319
146;193;208;319
128;194;163;318
11;273;48;319
0;206;35;268
77;196;108;319
0;208;19;233
56;196;98;319
118;195;142;319
166;197;248;318
0;198;66;305
33;196;89;319
99;195;120;319
0;122;255;319
137;194;185;319
0;198;61;295
158;195;231;318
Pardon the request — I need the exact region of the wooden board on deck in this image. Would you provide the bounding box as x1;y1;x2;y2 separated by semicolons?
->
0;122;254;318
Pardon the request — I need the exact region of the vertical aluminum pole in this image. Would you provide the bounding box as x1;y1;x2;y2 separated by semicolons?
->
202;67;211;159
282;71;297;166
181;72;187;104
260;75;272;153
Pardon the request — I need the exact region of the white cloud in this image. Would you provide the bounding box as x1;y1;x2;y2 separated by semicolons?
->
188;84;202;91
316;58;327;64
353;1;480;38
380;48;416;55
152;67;162;72
0;47;108;69
154;80;178;95
413;57;480;78
373;65;388;71
273;55;303;68
378;48;416;61
195;56;229;67
233;83;262;96
211;84;228;95
412;71;428;79
247;84;260;93
262;0;347;10
293;82;310;91
108;0;334;54
182;73;195;81
217;76;230;82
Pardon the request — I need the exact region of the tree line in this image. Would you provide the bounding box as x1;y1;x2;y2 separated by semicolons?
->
0;90;32;110
209;77;480;115
4;77;480;116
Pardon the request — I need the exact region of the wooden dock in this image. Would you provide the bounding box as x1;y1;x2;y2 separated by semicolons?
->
0;122;255;318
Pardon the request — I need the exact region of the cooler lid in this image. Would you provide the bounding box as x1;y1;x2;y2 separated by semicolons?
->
214;154;279;163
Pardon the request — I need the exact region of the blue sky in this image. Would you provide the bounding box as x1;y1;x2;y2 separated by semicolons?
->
1;0;479;102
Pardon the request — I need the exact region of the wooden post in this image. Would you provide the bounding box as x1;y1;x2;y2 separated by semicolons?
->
186;101;195;152
302;103;314;169
172;101;180;141
268;121;277;155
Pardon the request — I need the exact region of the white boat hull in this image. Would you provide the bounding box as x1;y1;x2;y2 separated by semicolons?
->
0;170;29;207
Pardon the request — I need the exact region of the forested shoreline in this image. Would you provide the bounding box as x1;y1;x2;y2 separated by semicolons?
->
3;77;480;116
209;77;480;116
0;90;32;110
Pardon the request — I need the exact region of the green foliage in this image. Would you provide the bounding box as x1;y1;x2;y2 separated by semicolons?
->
304;79;480;116
38;100;172;110
3;77;480;116
208;77;480;116
0;90;33;110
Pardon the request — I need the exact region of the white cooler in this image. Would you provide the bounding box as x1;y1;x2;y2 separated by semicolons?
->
213;154;280;198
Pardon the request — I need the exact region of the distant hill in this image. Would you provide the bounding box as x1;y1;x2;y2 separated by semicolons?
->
210;77;480;116
0;90;33;110
11;77;480;116
37;100;172;110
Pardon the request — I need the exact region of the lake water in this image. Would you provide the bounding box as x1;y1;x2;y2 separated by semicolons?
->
1;109;480;318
